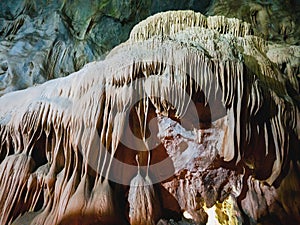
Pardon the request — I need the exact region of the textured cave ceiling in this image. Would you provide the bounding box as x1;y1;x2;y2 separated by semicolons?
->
0;1;299;225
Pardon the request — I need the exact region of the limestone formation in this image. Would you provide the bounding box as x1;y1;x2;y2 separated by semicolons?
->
0;0;210;97
208;0;300;44
0;10;299;225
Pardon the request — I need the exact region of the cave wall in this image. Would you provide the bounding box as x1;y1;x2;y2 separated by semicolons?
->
208;0;300;44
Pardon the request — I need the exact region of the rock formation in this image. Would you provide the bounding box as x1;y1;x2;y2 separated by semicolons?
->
1;0;299;96
0;0;210;96
208;0;300;44
0;8;299;225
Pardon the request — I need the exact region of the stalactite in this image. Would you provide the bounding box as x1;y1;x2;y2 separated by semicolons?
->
128;155;158;225
0;10;298;225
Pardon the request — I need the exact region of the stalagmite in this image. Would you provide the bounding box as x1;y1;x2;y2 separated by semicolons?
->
0;10;299;225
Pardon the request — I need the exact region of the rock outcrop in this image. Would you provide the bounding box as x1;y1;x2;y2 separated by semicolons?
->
0;9;299;225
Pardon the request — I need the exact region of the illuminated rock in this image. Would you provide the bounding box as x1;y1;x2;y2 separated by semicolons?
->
0;10;299;225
